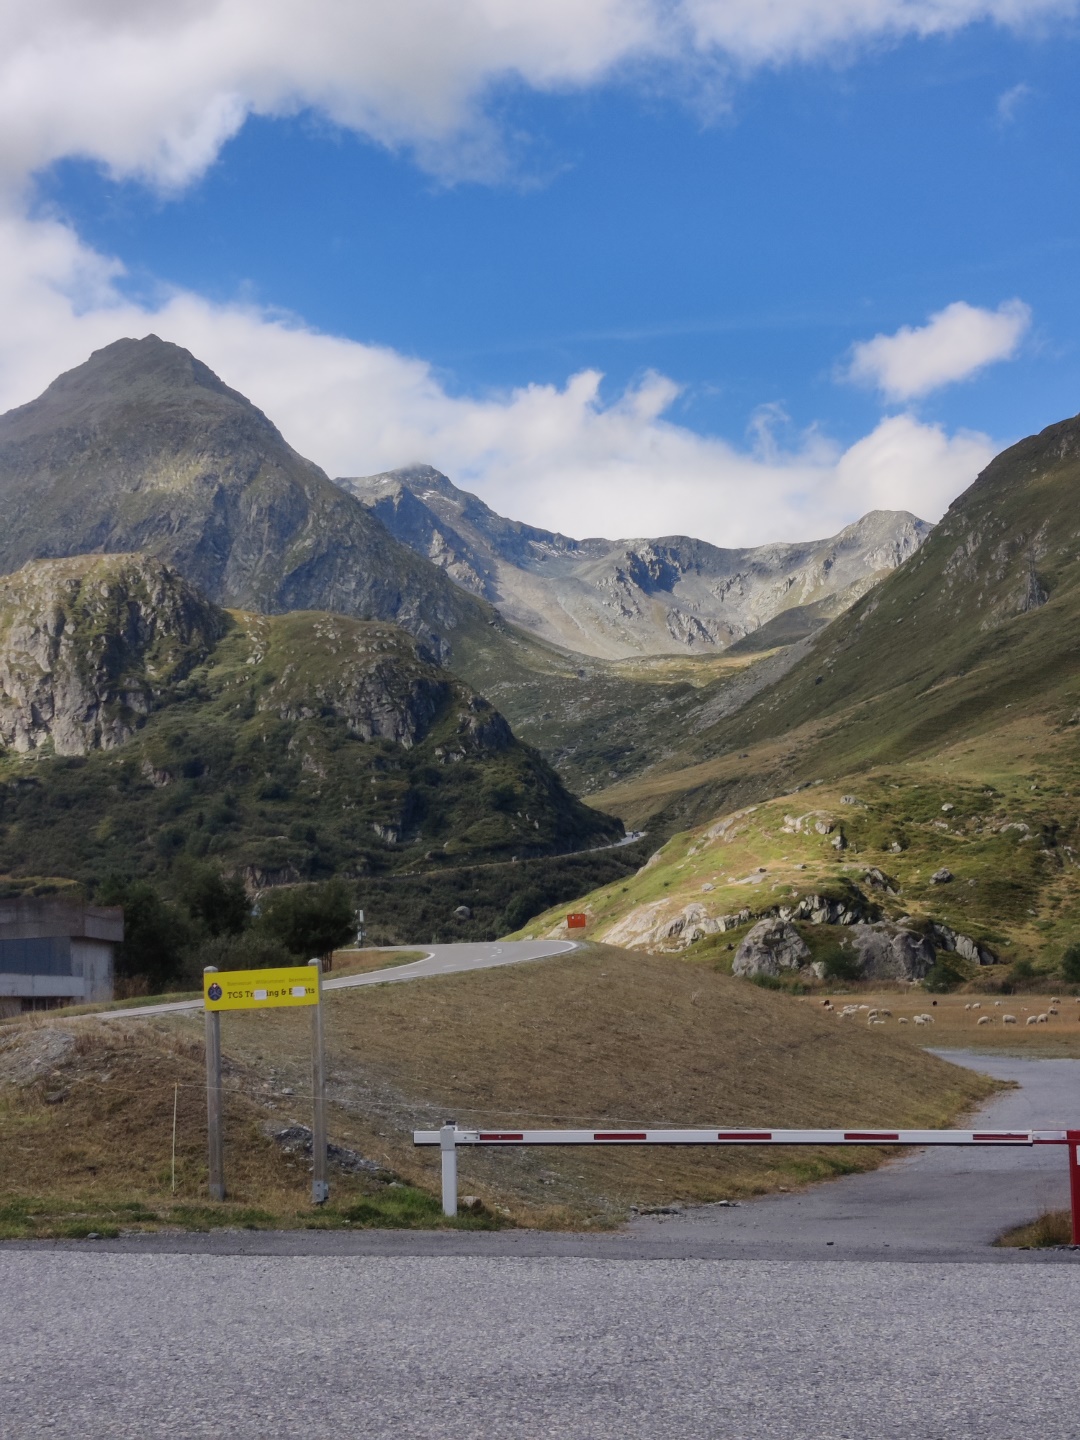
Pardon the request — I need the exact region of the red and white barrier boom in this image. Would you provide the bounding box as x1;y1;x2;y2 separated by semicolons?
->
415;1124;1080;1236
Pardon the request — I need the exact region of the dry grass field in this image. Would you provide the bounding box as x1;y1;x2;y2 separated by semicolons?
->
0;944;998;1236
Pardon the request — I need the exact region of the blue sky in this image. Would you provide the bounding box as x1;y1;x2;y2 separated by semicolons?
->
2;2;1079;544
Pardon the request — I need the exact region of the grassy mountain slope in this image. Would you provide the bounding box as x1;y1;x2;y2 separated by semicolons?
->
0;556;621;910
539;413;1080;979
594;411;1080;829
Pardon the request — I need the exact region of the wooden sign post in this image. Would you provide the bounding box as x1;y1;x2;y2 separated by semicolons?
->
202;962;326;1204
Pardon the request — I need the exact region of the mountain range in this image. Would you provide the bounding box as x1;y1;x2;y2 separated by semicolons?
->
5;332;1076;978
339;464;929;660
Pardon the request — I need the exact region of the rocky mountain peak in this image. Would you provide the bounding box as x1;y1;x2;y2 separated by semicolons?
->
0;339;492;657
2;335;276;443
340;465;932;660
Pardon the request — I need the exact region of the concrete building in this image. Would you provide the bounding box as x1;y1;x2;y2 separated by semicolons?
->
0;898;123;1012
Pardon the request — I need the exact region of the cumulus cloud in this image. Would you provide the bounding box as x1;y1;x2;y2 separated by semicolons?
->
0;0;1075;189
0;0;1036;547
845;300;1031;403
0;211;995;545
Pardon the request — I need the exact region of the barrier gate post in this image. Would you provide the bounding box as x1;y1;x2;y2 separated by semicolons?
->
440;1122;458;1217
1068;1130;1080;1245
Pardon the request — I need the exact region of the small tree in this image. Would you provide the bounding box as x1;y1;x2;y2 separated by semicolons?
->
254;879;357;958
1061;945;1080;984
177;863;250;938
96;877;193;992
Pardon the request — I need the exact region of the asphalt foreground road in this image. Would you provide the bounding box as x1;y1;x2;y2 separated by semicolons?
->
5;1049;1080;1435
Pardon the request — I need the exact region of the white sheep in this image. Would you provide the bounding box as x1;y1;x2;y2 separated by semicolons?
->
971;1002;981;1011
1049;1007;1059;1016
1037;1013;1049;1024
897;1017;909;1024
994;1000;1004;1007
977;1015;991;1025
1026;1015;1039;1025
964;1002;973;1010
1003;1014;1017;1024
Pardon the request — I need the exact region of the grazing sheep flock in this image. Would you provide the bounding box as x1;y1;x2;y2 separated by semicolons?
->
813;994;1072;1029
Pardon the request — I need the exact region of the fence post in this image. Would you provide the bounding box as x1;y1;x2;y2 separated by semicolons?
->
440;1122;458;1217
309;958;329;1205
203;966;225;1201
1068;1130;1080;1245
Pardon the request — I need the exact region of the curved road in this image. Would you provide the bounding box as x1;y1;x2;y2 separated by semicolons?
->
85;939;576;1020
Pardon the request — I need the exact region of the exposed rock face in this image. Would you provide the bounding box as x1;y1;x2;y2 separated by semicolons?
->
340;466;931;661
0;554;224;755
931;923;996;966
0;338;486;658
732;919;811;978
775;890;876;926
847;924;936;982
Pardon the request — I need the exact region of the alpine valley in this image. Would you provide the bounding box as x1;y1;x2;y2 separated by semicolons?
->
3;334;1078;989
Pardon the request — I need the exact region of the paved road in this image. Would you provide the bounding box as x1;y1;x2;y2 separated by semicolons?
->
86;940;576;1020
2;1250;1080;1438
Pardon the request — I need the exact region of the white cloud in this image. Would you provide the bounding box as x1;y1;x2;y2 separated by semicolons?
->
845;300;1031;403
0;3;1037;549
0;210;994;546
997;81;1032;122
0;0;1075;190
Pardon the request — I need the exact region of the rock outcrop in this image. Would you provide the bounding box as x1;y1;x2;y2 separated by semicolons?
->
0;553;224;755
732;919;811;977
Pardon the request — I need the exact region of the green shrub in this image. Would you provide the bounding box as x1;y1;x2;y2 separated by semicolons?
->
821;948;862;982
1061;945;1080;983
924;955;966;992
254;879;357;958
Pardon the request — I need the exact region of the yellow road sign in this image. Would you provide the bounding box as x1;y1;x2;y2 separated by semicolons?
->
204;966;319;1011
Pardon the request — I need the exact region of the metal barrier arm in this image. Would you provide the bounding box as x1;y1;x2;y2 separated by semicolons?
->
416;1123;1075;1221
415;1126;1066;1147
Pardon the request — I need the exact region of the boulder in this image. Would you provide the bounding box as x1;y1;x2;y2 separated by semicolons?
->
930;868;953;884
454;905;472;920
732;919;811;978
848;923;936;981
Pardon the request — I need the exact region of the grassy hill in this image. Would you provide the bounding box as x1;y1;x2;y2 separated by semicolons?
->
0;555;624;950
0;945;995;1235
